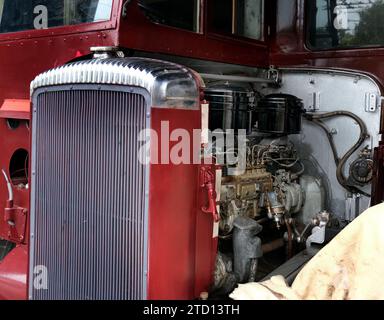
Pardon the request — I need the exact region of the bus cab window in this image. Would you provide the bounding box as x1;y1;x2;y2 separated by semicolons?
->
208;0;264;41
0;0;113;34
307;0;384;50
138;0;201;33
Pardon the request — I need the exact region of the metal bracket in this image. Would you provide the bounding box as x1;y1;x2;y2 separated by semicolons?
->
2;169;27;243
345;194;361;222
308;92;321;111
5;206;28;243
306;225;326;249
267;66;280;85
305;211;330;249
365;93;380;112
200;165;220;222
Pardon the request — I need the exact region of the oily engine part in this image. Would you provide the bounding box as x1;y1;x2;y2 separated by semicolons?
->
233;216;263;284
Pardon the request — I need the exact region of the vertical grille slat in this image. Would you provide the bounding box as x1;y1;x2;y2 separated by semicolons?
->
31;87;149;300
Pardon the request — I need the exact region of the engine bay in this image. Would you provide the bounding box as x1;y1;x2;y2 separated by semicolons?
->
199;67;382;296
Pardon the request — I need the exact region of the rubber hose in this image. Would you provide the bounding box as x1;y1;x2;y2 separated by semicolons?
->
304;111;370;197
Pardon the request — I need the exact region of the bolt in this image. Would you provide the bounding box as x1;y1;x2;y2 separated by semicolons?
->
200;292;209;300
312;217;320;226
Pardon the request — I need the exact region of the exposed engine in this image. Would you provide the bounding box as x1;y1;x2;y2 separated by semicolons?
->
19;49;379;300
203;82;372;296
219;136;306;235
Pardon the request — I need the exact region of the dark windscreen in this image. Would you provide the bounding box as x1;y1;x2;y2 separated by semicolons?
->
138;0;200;32
0;0;113;33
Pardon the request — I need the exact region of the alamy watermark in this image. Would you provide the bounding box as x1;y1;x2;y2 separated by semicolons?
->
333;5;349;30
138;121;248;176
33;5;48;30
33;265;48;290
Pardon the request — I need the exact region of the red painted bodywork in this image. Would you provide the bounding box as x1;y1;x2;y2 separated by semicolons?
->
0;245;27;300
148;108;216;299
1;0;384;300
0;100;30;120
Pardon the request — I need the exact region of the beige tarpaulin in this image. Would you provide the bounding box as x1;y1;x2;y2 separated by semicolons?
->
230;203;384;300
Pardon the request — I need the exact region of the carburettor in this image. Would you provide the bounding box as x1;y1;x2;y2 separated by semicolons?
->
219;138;306;235
219;165;273;236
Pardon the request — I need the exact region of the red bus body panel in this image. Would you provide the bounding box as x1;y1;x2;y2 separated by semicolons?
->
147;108;216;299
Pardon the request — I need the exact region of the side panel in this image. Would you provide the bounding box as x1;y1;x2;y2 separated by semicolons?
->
147;108;216;300
0;245;27;300
118;1;269;67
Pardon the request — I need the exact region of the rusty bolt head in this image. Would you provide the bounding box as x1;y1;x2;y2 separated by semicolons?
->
200;292;209;300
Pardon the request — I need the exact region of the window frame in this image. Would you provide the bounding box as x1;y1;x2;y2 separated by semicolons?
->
305;0;384;52
0;0;118;42
205;0;266;45
137;0;203;34
135;0;267;45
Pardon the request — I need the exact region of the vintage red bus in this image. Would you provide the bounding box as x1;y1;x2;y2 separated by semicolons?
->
0;0;383;300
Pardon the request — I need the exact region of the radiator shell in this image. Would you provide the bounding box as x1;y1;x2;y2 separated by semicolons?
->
30;86;150;299
29;57;216;300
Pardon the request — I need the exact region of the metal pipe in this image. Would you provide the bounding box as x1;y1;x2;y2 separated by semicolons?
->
291;161;305;180
305;111;370;197
285;218;293;259
312;119;340;165
2;169;13;202
200;73;275;84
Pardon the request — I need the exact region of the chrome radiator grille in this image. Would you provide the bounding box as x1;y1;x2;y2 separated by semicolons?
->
30;87;149;300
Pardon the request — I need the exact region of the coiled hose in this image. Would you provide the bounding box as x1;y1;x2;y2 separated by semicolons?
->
304;111;370;197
